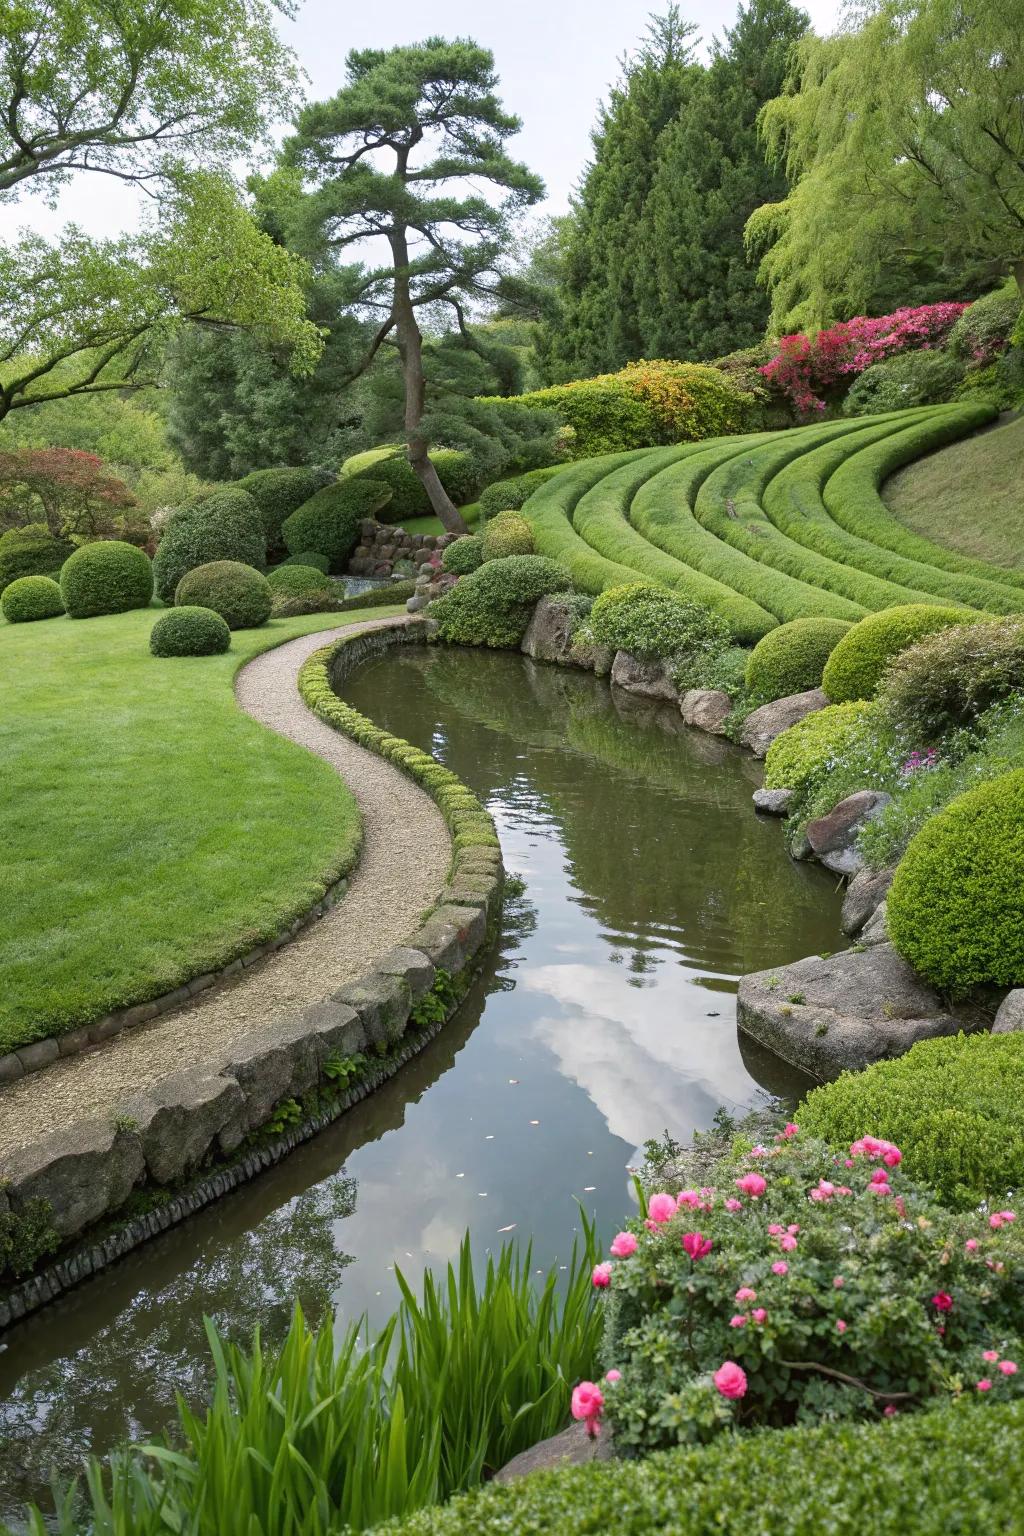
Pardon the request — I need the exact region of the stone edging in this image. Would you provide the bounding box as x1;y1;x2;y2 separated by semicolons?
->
0;619;503;1326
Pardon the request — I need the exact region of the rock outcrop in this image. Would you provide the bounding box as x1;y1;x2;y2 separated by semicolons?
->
740;689;828;759
805;790;892;876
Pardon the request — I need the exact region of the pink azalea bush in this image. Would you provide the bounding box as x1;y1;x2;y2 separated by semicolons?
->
761;304;967;416
580;1129;1024;1454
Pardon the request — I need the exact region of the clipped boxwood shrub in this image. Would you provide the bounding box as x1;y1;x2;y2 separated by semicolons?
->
745;617;853;701
763;700;875;796
267;562;337;614
60;539;153;618
481;514;534;561
442;536;484;575
876;618;1024;740
799;1032;1024;1210
343;446;481;522
430;554;570;649
887;769;1024;993
590;581;730;661
477;466;563;520
1;574;64;623
235;465;335;553
149;605;231;657
842;351;964;416
175;560;273;629
278;550;330;573
0;523;74;593
153;488;265;604
282;479;392;569
822;604;977;702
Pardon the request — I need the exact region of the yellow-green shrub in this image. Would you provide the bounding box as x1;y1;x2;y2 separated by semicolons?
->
822;605;976;701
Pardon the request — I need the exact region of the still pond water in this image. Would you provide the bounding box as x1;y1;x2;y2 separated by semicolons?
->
0;648;845;1516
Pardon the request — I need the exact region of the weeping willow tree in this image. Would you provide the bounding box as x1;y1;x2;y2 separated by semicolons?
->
746;0;1024;331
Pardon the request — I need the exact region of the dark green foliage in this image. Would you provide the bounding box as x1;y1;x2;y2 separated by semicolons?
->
267;563;337;614
442;537;484;575
0;523;73;593
888;769;1024;992
59;539;153;618
745;617;852;700
0;1196;58;1284
175;560;273;629
153;488;265;604
800;1033;1024;1209
876;618;1024;739
481;515;534;561
388;1402;1024;1534
590;581;730;660
430;555;570;649
1;574;64;622
149;606;232;657
236;465;336;553
477;468;562;520
281;479;391;570
947;283;1022;365
278;550;330;573
343;448;479;523
822;604;977;701
843;351;964;416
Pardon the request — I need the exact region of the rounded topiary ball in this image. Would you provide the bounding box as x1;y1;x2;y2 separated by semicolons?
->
150;605;231;657
174;560;272;629
821;604;976;702
887;769;1024;994
60;539;154;618
482;514;534;561
745;617;853;701
1;574;65;623
278;550;330;573
442;535;484;575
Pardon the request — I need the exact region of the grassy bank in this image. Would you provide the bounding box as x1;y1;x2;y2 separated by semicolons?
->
884;414;1024;569
0;606;398;1052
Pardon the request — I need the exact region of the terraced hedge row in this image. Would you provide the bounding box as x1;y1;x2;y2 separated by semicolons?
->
520;403;1015;642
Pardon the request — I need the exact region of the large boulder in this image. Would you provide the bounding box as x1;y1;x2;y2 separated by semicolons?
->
737;944;988;1081
993;989;1024;1034
740;688;828;758
680;688;731;735
752;787;793;817
805;790;892;875
521;596;612;674
133;1071;246;1184
3;1121;145;1239
610;650;679;703
840;866;896;936
493;1422;614;1485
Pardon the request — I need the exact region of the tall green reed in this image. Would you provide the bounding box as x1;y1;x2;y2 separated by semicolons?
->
16;1218;601;1535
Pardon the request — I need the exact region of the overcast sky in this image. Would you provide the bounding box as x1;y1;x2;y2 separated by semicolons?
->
1;0;845;242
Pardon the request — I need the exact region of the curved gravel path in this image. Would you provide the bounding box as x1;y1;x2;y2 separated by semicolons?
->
0;619;450;1157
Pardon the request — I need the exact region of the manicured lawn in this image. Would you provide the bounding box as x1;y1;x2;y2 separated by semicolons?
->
399;504;481;538
0;605;399;1053
884;414;1024;569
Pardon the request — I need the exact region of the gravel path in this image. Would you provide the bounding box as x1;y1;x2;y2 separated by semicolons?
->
0;619;450;1157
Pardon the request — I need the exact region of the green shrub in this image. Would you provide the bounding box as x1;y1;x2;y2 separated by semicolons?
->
153;488;265;604
477;467;563;520
60;539;153;618
388;1401;1024;1535
822;604;977;702
267;562;337;616
673;642;750;698
800;1032;1024;1209
278;549;330;573
282;479;391;569
1;574;64;623
590;582;730;661
343;446;481;521
948;283;1022;367
843;352;964;416
149;605;231;657
235;465;335;553
745;618;853;701
887;769;1024;992
876;618;1024;741
0;523;74;593
481;514;533;561
337;578;416;611
175;560;273;629
955;348;1024;411
430;554;570;649
442;536;484;575
763;700;875;796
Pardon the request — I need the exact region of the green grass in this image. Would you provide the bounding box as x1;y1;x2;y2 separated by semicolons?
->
390;505;481;538
884;413;1024;570
0;605;399;1052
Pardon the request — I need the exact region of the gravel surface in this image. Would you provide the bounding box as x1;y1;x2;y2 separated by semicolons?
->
0;619;450;1157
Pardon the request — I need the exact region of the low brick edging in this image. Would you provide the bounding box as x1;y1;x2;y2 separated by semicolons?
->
0;619;503;1326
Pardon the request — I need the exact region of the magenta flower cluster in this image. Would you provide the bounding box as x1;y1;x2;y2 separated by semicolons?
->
901;748;939;777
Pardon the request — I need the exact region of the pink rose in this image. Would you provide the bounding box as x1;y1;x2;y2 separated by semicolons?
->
730;1314;747;1328
605;1369;622;1384
713;1361;748;1400
676;1189;701;1208
591;1262;612;1289
735;1287;757;1302
768;1224;784;1236
782;1122;799;1139
735;1172;767;1199
780;1234;798;1252
610;1231;638;1258
772;1261;788;1276
836;1319;847;1334
883;1405;897;1417
983;1349;1000;1362
990;1210;1017;1230
1000;1360;1018;1376
647;1192;677;1225
977;1379;993;1392
724;1198;743;1212
681;1231;712;1261
870;1168;889;1185
833;1276;844;1288
965;1239;979;1253
571;1381;605;1437
932;1292;953;1312
751;1308;767;1324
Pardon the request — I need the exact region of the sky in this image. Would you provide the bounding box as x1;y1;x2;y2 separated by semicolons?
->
0;0;845;245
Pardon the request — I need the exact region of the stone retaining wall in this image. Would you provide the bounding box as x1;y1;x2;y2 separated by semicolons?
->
0;620;503;1327
347;518;458;579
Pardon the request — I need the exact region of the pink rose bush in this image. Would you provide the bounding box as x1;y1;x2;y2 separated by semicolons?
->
576;1128;1024;1456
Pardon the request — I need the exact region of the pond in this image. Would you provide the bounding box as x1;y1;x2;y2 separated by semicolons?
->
0;647;845;1518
